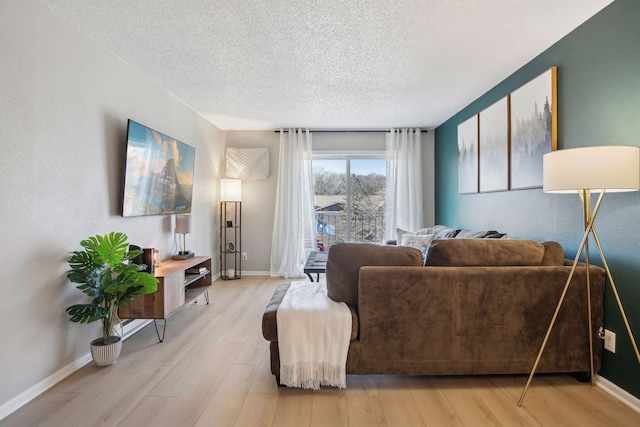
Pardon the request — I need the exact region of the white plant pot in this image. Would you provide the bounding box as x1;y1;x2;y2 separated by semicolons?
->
90;336;122;366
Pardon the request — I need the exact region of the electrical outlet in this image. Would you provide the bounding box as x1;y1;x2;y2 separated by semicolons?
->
242;252;248;261
604;329;616;353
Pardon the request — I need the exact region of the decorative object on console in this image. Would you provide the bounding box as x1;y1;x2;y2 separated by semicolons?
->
173;214;194;260
518;145;640;406
153;249;161;268
225;147;269;180
142;248;155;274
220;179;242;280
66;232;158;366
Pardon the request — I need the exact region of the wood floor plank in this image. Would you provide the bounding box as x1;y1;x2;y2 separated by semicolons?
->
116;396;174;427
249;346;279;394
0;392;78;427
233;393;279;427
403;377;465;427
33;364;171;426
310;388;349;427
194;363;258;426
345;375;379;396
533;376;640;426
271;387;314;427
148;314;225;396
375;376;426;427
154;341;243;426
346;395;387;427
467;377;540;427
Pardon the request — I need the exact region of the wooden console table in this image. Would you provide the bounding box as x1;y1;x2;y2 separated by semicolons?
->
119;256;212;342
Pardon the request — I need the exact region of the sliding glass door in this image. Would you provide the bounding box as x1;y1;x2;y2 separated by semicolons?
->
312;157;386;249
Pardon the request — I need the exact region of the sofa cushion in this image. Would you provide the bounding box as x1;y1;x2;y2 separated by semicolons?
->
400;233;435;250
326;243;423;307
431;225;461;239
455;229;497;238
541;241;564;266
424;239;560;267
485;232;508;239
396;227;433;244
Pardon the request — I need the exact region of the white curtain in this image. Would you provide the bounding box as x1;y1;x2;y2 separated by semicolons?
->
270;129;317;278
385;128;423;240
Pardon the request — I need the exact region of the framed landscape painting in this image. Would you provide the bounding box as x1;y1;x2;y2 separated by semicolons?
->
479;97;509;193
510;67;557;189
457;115;478;194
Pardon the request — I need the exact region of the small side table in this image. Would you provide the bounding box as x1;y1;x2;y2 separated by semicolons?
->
303;251;328;282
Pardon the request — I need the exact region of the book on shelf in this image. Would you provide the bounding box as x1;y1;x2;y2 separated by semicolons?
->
186;267;208;275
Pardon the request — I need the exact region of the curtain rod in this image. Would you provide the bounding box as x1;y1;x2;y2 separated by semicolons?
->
274;129;428;133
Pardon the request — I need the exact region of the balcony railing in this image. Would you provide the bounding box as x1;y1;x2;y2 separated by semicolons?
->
316;211;385;249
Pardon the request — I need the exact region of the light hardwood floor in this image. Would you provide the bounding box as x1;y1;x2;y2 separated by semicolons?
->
3;275;640;426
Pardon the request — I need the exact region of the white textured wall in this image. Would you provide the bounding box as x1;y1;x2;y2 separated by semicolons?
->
0;0;224;412
223;131;279;274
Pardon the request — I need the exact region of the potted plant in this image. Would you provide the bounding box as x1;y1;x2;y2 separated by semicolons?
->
66;232;158;366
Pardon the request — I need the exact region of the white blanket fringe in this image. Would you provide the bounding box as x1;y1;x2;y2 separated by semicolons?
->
277;280;352;389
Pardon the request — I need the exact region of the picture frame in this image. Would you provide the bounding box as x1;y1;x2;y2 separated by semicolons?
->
457;115;479;194
479;97;509;192
510;66;557;189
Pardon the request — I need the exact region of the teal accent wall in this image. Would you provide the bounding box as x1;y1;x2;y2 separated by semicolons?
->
435;0;640;397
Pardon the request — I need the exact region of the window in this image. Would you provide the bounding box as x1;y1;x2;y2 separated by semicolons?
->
313;154;387;248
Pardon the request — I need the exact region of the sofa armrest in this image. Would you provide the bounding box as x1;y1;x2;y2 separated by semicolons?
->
262;282;359;342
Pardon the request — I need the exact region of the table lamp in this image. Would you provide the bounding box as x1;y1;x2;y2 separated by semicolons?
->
173;214;194;260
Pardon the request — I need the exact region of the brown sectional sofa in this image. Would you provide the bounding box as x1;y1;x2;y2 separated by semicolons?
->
262;238;605;383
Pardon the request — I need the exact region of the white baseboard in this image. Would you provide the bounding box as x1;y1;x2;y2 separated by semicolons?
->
0;319;152;422
596;374;640;414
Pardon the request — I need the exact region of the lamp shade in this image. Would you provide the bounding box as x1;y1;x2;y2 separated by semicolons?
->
220;179;242;201
543;146;640;193
175;214;192;234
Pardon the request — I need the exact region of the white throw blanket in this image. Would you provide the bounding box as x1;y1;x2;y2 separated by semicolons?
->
277;280;352;389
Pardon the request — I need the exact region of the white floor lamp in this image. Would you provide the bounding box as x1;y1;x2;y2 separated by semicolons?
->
518;145;640;406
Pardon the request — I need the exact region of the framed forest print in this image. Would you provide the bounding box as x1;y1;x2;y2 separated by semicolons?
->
457;115;478;194
510;67;557;189
479;97;509;193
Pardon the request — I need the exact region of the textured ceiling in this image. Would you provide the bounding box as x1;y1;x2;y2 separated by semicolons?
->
40;0;613;130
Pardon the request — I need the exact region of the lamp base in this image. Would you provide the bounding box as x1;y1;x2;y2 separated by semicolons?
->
172;252;195;260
